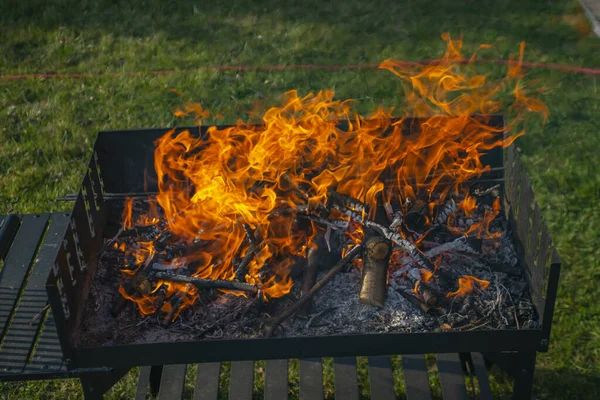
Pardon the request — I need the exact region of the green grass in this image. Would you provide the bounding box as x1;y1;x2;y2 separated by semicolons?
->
1;0;599;398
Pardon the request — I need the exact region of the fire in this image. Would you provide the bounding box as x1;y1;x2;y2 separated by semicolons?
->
461;195;478;217
113;33;546;318
447;275;491;298
122;197;133;230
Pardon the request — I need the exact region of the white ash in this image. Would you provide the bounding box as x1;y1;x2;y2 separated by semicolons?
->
279;268;436;337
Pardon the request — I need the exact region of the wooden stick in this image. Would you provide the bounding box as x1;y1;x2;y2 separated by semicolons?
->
298;244;320;316
263;244;363;337
156;272;259;294
234;224;259;281
359;235;392;307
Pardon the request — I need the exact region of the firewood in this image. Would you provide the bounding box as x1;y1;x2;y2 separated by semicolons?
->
359;234;392;307
263;244;363;337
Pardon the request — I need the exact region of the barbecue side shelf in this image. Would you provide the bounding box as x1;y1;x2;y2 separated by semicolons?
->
46;117;560;370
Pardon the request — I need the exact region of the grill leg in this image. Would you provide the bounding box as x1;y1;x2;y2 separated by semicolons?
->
512;353;536;400
80;367;131;400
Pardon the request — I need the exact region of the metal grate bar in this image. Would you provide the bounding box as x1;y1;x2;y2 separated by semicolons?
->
157;364;187;400
299;358;323;400
367;356;395;400
0;215;48;346
0;215;20;262
229;361;254;400
135;366;152;400
402;354;432;400
264;359;288;400
470;353;493;400
333;357;359;400
437;353;468;400
194;362;221;400
0;214;69;373
25;313;64;372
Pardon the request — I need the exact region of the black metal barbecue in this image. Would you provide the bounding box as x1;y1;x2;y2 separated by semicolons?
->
43;116;560;380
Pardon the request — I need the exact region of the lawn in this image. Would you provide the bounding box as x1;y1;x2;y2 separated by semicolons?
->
0;0;599;398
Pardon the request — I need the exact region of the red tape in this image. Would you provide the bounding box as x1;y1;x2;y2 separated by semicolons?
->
0;59;598;80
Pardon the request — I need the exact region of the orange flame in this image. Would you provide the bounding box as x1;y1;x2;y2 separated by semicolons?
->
447;275;491;298
461;195;478;217
122;197;133;230
116;33;547;318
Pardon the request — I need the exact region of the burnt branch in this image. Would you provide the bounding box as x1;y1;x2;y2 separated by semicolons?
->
264;244;363;337
156;272;259;294
234;224;259;281
331;203;435;272
328;191;368;213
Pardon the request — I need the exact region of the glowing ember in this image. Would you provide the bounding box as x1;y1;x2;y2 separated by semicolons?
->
111;33;547;320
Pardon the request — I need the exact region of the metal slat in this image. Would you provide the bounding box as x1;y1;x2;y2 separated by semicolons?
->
265;359;288;400
229;361;254;400
0;214;20;262
0;214;69;373
0;215;48;340
194;362;221;400
470;353;493;400
368;356;395;400
0;214;48;288
25;313;64;372
135;366;152;400
299;358;323;400
333;357;359;400
437;353;468;400
157;364;187;400
402;354;432;400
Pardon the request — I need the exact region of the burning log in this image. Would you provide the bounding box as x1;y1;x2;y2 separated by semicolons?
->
156;272;259;294
234;224;259;281
359;234;392;307
264;244;363;337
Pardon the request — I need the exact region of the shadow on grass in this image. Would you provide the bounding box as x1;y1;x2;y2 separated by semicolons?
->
489;365;600;400
0;0;591;68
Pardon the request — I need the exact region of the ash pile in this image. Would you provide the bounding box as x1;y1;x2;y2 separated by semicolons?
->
77;183;537;346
